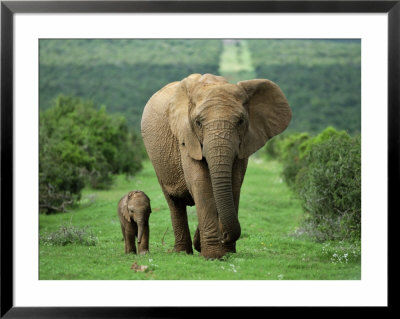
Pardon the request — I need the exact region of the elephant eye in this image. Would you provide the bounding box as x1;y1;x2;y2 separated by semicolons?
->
238;118;244;126
195;120;202;128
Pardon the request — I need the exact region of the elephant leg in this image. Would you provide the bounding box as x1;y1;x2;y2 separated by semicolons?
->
124;233;136;254
193;226;201;252
124;223;137;254
194;190;234;258
164;193;193;254
120;224;126;243
138;221;150;255
232;158;248;210
181;158;235;259
230;158;248;253
121;224;131;253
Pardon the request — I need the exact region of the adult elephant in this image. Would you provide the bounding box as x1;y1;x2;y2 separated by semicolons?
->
141;73;291;259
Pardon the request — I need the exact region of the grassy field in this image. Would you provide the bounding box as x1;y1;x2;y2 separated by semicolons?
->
39;157;361;280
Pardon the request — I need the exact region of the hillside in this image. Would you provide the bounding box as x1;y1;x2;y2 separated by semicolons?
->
39;39;223;129
39;39;360;134
246;39;361;134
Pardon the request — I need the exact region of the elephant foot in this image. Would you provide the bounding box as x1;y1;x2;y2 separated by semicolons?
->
172;235;193;254
193;227;201;253
173;244;193;254
200;242;236;260
125;250;137;254
124;245;137;254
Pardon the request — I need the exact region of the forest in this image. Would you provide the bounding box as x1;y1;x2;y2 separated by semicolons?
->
247;39;361;133
40;39;223;129
40;39;360;134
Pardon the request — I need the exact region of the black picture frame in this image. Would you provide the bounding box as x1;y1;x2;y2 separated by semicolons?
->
1;1;395;317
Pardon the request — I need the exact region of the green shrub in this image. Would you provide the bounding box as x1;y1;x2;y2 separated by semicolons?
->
298;126;350;159
263;134;285;160
279;132;311;187
278;127;350;188
39;96;143;213
39;143;85;212
295;134;361;241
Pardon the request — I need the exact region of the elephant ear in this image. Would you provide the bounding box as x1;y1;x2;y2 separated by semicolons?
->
122;193;133;223
237;79;292;159
145;194;152;215
170;74;202;160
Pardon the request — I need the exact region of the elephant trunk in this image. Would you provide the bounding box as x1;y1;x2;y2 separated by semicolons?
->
137;221;145;244
204;132;241;244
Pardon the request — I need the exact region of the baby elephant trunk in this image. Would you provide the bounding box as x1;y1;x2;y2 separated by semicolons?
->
137;221;145;244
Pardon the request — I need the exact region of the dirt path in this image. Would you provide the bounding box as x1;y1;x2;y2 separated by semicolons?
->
219;40;256;82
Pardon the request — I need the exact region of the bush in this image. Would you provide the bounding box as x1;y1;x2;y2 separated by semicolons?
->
278;127;350;188
279;132;311;187
298;126;350;159
295;134;361;241
263;134;285;160
39;96;143;213
39;141;85;212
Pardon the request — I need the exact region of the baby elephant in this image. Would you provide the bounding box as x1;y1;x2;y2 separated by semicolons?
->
118;190;151;254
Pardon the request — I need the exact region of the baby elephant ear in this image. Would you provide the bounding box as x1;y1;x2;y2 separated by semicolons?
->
122;195;132;222
237;79;292;159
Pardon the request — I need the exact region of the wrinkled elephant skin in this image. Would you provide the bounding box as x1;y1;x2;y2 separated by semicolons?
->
141;73;291;259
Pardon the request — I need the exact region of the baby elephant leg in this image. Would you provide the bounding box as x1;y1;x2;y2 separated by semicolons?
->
137;222;150;255
124;224;137;254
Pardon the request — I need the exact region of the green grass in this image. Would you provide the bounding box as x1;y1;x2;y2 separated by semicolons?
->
39;158;361;280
